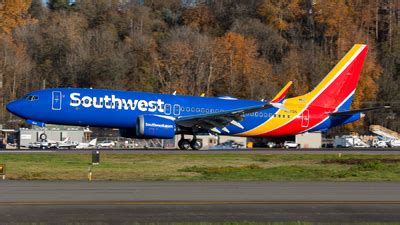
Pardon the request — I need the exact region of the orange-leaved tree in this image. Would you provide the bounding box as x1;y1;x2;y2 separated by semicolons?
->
212;32;272;99
0;0;33;34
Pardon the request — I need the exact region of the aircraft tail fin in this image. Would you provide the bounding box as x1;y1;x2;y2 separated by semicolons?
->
271;81;293;103
89;138;97;146
302;44;368;111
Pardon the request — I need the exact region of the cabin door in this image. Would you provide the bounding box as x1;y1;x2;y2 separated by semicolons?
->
52;91;62;110
173;104;181;116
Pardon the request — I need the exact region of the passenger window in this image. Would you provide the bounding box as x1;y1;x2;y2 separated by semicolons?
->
186;107;190;112
260;113;263;117
191;107;195;112
201;108;205;113
255;112;258;116
206;109;209;113
196;108;200;112
264;113;268;117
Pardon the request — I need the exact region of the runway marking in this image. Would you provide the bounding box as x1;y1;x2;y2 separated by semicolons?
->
1;201;400;205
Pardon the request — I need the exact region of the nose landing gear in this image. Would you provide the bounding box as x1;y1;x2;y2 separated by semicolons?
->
178;134;203;150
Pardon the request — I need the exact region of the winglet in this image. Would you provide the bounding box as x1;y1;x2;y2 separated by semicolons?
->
271;81;293;103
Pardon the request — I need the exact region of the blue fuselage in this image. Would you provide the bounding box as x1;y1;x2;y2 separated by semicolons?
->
6;88;362;137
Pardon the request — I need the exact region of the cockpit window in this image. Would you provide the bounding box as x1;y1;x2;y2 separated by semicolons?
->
25;95;39;101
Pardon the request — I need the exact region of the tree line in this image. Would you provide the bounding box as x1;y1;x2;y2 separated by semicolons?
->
0;0;399;133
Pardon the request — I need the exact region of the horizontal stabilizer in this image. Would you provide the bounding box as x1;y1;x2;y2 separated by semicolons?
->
271;81;293;103
329;106;391;117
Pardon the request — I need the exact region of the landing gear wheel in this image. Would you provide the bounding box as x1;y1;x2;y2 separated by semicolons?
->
178;139;191;150
190;139;203;150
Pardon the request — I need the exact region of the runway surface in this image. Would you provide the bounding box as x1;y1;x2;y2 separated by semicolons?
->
1;181;400;223
1;148;400;154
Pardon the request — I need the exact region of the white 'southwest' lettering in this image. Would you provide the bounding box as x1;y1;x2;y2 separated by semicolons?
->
145;122;174;129
69;93;165;113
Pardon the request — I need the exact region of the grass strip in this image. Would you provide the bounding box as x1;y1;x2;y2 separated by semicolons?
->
0;153;399;181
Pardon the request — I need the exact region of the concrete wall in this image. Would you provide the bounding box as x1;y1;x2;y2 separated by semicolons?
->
295;132;322;148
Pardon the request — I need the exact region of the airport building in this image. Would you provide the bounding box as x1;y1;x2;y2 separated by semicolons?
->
0;126;92;149
18;127;91;148
295;132;322;148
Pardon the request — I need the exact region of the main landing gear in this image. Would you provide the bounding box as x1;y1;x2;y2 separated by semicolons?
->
178;134;203;150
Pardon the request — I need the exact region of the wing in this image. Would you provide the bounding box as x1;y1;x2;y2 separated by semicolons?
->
175;102;273;133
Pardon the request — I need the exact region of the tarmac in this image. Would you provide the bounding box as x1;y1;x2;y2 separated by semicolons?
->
1;181;400;223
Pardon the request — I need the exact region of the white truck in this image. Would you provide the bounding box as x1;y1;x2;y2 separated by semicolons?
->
371;139;388;148
334;135;370;148
388;140;400;148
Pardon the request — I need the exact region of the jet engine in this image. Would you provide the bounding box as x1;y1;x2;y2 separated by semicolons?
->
136;115;176;139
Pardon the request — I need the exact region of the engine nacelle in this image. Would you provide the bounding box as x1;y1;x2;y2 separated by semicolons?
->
136;115;176;139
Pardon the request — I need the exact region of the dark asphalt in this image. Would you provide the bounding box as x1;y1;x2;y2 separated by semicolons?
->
1;181;400;223
1;147;400;154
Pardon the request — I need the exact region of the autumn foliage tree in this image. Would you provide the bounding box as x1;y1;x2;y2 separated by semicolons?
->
0;0;34;122
182;5;215;32
212;32;272;99
258;0;302;32
0;0;33;34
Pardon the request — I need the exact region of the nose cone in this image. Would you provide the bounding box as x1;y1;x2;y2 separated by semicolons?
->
6;100;23;116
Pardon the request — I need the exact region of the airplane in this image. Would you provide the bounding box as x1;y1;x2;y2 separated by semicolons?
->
75;138;97;149
6;44;388;150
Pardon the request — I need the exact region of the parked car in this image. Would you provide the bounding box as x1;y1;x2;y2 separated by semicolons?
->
97;140;116;149
283;141;300;149
29;141;57;150
267;142;277;148
212;140;244;150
